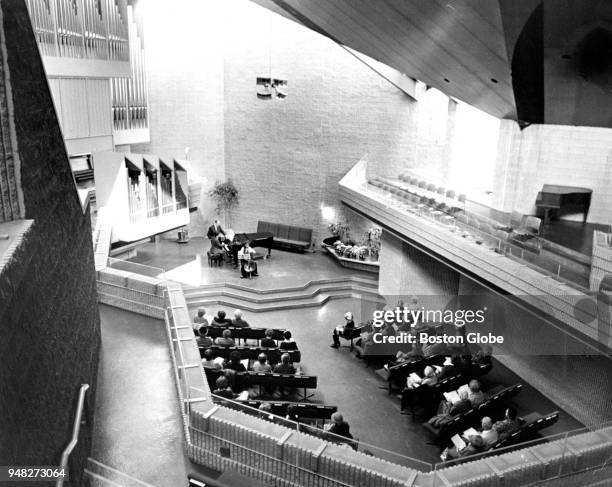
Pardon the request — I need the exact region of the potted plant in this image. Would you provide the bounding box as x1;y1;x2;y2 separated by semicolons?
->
209;179;239;227
363;227;382;261
323;220;351;248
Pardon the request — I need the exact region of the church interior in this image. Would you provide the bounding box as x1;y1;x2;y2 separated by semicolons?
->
0;1;611;486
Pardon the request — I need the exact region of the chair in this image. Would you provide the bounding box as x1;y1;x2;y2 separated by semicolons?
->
523;216;542;235
510;210;524;229
207;251;223;267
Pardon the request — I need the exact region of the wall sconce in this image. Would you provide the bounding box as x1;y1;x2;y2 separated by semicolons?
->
256;77;288;100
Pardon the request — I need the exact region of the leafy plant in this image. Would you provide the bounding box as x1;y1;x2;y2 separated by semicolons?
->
209;179;239;226
328;220;351;243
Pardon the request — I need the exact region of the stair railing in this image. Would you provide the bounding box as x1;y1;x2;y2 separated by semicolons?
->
57;383;90;487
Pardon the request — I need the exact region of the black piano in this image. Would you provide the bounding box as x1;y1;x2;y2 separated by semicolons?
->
227;231;274;264
535;184;592;224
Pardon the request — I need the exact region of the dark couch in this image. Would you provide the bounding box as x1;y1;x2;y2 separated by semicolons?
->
257;221;312;252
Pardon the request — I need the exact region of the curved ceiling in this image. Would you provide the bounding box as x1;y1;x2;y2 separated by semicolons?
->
251;0;612;128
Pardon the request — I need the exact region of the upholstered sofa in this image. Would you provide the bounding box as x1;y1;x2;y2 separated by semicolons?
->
257;221;312;252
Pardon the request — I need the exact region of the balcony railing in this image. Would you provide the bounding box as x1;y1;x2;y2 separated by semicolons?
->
26;0;129;61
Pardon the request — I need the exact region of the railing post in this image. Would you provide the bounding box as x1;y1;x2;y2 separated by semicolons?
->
49;0;61;56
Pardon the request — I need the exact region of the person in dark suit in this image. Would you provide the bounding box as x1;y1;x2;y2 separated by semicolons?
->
211;310;232;327
261;329;277;348
330;312;356;348
207;219;225;240
326;412;353;440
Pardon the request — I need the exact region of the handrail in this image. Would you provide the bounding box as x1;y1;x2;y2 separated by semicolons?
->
57;383;90;487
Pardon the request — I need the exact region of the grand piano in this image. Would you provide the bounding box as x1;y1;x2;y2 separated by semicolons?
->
226;231;274;265
535;184;592;224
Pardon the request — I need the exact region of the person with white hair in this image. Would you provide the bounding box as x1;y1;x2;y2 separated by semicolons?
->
480;416;498;447
231;309;250;328
325;412;353;440
192;307;208;333
330;312;356;348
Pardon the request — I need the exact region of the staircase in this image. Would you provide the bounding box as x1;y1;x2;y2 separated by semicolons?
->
183;276;383;312
84;459;159;487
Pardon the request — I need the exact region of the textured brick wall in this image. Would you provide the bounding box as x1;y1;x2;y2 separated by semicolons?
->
223;1;416;242
0;2;101;482
136;0;416;241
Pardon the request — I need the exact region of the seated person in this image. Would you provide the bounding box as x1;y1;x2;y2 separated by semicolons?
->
331;312;356;348
422;329;449;357
480;416;498;447
224;350;246;372
473;345;493;366
458;380;487;407
209;234;229;259
427;388;471;427
252;353;271;372
438;355;462;379
400;366;439;413
493;407;524;440
193;307;208;332
273;353;296;375
381;321;396;337
279;330;298;351
231;309;250;328
215;329;235;347
443;434;486;461
325;412;353;440
406;365;438;390
211;310;232;327
201;348;222;370
196;326;213;348
212;376;235;399
394;342;423;363
238;242;258;277
261;329;277;348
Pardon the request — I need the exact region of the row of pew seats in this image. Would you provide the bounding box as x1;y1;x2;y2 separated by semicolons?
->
442;411;560;466
199;326;286;343
205;368;317;401
200;345;301;364
221;399;337;427
423;383;524;442
386;355;493;393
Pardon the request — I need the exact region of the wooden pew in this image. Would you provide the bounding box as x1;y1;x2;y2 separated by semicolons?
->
386;354;447;392
221;399;337;427
200;345;301;364
198;326;286;343
236;372;317;400
440;411;560;467
422;383;524;442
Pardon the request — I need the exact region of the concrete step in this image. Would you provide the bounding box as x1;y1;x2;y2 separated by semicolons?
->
182;276;378;296
84;459;158;487
187;287;384;313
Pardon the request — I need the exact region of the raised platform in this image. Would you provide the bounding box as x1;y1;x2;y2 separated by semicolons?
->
183;276;383;312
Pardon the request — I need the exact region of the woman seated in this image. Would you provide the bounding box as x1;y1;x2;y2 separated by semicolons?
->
238;241;258;278
224;350;246;372
427;388;471;427
279;330;298;351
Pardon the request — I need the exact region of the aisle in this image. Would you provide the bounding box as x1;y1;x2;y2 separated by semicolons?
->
91;305;190;487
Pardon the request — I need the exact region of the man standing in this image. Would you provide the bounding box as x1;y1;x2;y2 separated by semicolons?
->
207;219;225;240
